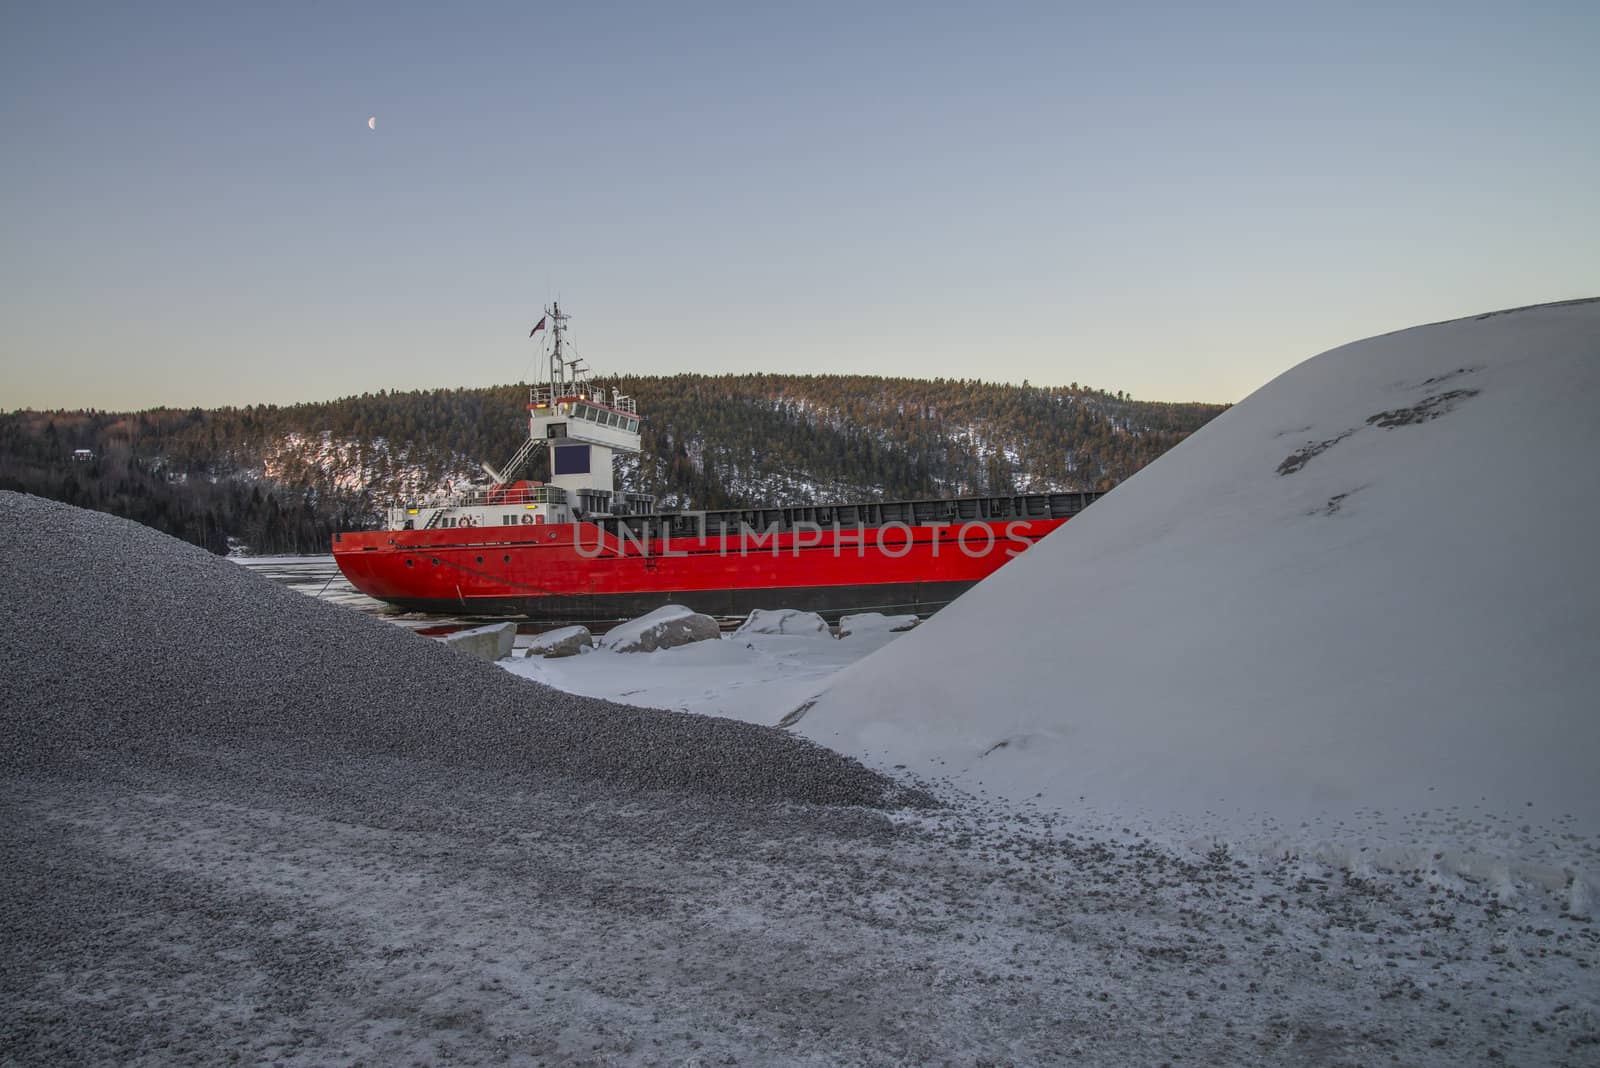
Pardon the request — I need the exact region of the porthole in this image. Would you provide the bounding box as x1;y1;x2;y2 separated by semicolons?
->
431;557;439;565
503;554;511;563
476;556;484;564
405;559;414;567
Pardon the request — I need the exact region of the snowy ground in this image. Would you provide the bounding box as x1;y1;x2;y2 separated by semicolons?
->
491;633;1600;1064
503;624;909;727
9;756;1599;1066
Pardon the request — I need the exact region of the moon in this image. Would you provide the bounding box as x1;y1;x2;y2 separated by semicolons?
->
367;116;376;131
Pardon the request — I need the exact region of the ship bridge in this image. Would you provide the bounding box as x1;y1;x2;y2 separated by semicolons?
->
528;381;642;513
382;301;654;532
529;385;640;449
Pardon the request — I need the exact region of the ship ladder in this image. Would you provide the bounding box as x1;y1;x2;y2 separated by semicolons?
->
496;435;543;484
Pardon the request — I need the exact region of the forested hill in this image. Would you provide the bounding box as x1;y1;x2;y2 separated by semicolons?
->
0;374;1226;554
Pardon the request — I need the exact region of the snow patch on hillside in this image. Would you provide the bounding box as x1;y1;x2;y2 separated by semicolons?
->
261;431;474;502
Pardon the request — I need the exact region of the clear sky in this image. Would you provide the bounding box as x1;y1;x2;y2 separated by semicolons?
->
2;1;1595;411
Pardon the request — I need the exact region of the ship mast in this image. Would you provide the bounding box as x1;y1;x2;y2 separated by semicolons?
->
519;301;645;515
548;300;568;389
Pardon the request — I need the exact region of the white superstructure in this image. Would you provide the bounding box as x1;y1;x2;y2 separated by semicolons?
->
385;302;652;531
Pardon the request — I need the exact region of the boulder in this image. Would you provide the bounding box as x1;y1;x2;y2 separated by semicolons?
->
734;608;831;638
523;625;593;659
836;612;920;639
602;605;721;653
442;622;517;662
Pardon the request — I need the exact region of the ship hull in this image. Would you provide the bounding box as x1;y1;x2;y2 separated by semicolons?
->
332;515;1070;623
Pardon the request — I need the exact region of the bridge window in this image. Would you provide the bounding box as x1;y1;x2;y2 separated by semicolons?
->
554;444;591;475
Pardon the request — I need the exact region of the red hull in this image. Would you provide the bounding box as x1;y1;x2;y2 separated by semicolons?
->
333;517;1066;621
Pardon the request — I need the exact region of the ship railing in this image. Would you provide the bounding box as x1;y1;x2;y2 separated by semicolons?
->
474;484;567;507
531;383;639;418
454;484;568;508
394;484;569;512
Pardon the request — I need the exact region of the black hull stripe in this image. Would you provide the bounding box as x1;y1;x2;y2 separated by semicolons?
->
384;581;979;624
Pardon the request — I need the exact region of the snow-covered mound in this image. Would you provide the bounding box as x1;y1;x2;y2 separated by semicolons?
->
735;609;831;638
796;299;1600;885
601;604;721;652
522;624;594;658
837;612;919;639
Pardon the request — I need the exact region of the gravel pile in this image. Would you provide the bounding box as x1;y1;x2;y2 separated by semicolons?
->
0;492;926;809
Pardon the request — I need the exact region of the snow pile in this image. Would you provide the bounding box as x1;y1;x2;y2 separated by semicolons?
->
837;612;920;639
796;299;1600;892
521;624;593;658
600;605;721;653
734;609;831;638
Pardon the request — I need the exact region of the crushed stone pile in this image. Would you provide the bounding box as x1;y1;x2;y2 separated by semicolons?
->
0;492;927;809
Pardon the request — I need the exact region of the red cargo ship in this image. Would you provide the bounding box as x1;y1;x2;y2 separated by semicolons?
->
332;304;1101;622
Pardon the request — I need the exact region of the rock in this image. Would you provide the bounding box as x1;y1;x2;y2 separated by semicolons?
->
734;609;830;638
442;622;517;662
602;605;721;653
524;625;593;659
836;612;920;639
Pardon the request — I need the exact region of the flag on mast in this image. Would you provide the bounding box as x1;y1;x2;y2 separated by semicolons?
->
529;316;548;338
